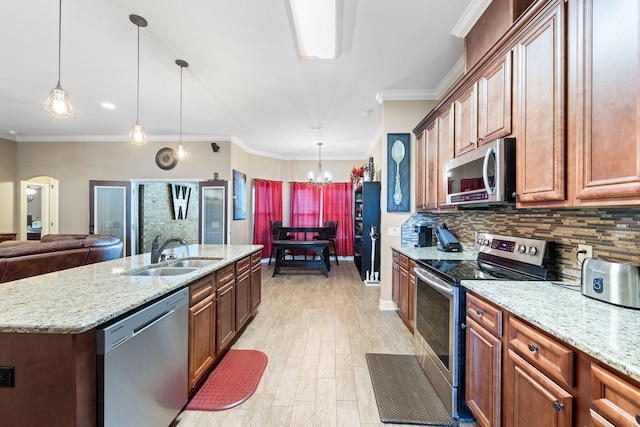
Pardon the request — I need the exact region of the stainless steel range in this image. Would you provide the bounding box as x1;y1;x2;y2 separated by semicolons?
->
413;232;552;420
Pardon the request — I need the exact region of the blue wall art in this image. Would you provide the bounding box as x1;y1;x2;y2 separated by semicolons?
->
387;133;410;212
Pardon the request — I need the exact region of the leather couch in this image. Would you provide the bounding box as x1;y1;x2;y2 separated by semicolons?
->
0;234;123;283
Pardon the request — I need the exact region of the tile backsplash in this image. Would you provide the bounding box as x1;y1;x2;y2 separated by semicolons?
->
404;206;640;283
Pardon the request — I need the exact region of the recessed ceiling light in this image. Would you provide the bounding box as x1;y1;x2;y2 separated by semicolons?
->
101;102;116;110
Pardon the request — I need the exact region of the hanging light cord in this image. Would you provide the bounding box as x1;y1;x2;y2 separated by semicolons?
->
179;65;183;142
135;24;141;123
56;0;62;84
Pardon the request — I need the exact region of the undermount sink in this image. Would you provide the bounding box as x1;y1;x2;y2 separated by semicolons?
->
127;267;199;277
167;258;221;268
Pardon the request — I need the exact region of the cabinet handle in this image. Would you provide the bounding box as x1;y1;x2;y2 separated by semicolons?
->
552;401;564;411
512;192;520;198
469;141;475;146
461;323;470;330
477;137;484;142
476;309;484;316
527;343;539;354
635;414;640;424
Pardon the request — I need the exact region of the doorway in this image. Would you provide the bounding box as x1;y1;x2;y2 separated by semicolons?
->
20;176;59;241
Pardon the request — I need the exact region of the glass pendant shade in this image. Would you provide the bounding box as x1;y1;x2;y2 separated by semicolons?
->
128;121;147;145
43;82;73;118
175;142;187;159
308;141;331;186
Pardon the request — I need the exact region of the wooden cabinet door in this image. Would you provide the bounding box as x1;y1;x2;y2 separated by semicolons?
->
216;281;236;352
505;349;573;427
424;120;439;211
235;271;251;331
415;129;427;211
465;317;502;427
250;263;261;314
408;260;416;334
392;257;399;306
513;0;566;205
397;265;409;325
454;83;479;157
590;363;640;426
437;105;454;209
189;294;216;391
478;52;512;144
571;0;640;204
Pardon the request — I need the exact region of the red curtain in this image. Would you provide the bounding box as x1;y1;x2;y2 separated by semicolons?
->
322;183;354;256
289;182;321;240
253;179;283;258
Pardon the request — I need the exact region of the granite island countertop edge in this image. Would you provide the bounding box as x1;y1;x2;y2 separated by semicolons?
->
0;244;263;335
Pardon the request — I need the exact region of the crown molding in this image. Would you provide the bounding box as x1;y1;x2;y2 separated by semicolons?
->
451;0;492;38
375;89;439;104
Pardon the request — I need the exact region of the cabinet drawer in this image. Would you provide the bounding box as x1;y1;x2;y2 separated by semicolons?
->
466;293;503;337
591;363;640;426
236;256;251;276
251;251;261;266
216;263;235;289
508;316;574;388
394;252;409;270
189;275;214;306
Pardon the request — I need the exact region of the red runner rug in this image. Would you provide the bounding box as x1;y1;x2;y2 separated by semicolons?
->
186;349;268;411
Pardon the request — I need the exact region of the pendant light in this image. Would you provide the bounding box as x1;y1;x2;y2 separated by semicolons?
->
175;59;189;160
308;142;332;186
43;0;73;118
128;14;148;145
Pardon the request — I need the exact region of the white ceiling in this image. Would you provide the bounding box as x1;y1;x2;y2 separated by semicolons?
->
0;0;475;160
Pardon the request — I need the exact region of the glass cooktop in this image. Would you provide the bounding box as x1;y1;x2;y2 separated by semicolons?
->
416;258;545;284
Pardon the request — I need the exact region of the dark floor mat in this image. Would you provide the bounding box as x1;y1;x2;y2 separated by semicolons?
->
365;353;458;426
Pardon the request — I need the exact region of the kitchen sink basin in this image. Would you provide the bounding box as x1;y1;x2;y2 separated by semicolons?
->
126;267;199;277
167;258;221;268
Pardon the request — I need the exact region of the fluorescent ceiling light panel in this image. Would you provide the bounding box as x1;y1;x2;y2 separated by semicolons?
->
288;0;340;59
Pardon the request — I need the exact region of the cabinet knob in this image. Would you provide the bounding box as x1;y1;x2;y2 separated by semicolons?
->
478;137;484;142
528;343;539;354
552;401;564;411
469;141;475;146
476;309;484;316
512;192;520;198
635;414;640;424
461;323;470;330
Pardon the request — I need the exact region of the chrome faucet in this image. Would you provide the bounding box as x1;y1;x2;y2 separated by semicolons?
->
151;235;188;263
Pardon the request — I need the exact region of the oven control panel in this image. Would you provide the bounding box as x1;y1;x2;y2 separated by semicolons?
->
474;232;548;266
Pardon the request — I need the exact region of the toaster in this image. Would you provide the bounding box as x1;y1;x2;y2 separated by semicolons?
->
581;258;640;309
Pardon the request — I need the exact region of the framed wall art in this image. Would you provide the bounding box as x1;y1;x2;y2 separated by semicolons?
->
386;133;410;212
233;169;247;220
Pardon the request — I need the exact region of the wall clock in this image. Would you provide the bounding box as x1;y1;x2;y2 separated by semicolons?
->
155;147;178;170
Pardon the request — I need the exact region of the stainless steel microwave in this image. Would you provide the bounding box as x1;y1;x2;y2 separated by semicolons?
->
445;138;516;206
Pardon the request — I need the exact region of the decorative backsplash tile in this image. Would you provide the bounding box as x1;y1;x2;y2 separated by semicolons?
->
139;182;199;253
405;206;640;283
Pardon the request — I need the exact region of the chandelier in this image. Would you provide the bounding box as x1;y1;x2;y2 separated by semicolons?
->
308;142;332;186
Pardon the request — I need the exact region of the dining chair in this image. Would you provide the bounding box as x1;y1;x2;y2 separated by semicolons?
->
268;220;293;265
315;221;339;265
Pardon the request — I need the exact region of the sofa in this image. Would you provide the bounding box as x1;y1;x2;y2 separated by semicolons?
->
0;234;123;283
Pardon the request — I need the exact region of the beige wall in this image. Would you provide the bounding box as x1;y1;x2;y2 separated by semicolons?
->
13;139;363;244
0;139;17;232
375;100;437;308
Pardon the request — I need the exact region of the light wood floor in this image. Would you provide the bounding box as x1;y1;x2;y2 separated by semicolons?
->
174;261;470;427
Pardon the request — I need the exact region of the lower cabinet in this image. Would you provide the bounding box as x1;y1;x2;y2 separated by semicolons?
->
590;363;640;426
465;293;503;427
216;280;236;352
187;250;262;393
188;293;216;391
505;349;573;427
391;250;412;332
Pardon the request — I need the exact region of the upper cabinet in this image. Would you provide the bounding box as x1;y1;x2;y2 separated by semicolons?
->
414;0;640;211
454;53;513;158
570;0;640;205
513;0;566;205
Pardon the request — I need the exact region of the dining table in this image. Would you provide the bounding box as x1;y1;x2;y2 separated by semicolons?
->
272;226;332;277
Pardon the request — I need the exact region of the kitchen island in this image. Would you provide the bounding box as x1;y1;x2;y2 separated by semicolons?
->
0;244;262;427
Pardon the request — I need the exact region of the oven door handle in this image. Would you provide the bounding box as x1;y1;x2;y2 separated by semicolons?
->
414;267;455;296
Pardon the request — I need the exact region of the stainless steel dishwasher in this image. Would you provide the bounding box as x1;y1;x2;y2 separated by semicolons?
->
97;288;188;427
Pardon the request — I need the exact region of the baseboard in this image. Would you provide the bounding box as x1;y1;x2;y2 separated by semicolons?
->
378;298;396;311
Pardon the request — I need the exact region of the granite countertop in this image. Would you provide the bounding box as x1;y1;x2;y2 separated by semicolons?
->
392;244;477;261
0;244;262;335
462;279;640;383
